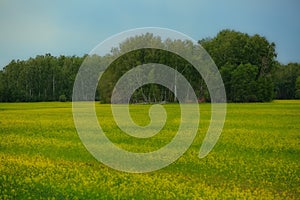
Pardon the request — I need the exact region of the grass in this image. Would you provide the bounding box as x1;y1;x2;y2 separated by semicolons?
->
0;101;299;199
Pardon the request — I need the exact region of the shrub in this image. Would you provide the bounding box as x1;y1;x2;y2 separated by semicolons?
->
59;94;67;102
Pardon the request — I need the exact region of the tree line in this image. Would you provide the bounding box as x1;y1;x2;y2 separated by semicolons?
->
0;29;300;103
0;54;84;102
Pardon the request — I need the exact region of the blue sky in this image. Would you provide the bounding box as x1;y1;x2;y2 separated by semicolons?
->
0;0;299;69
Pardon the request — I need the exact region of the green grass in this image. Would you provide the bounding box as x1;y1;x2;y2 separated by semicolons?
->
0;101;299;199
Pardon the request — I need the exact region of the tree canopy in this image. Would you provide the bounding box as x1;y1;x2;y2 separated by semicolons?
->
0;29;299;103
273;62;300;99
200;29;277;102
0;54;84;102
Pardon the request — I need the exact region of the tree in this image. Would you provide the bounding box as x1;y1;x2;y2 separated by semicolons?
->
273;63;300;99
97;34;204;103
0;54;83;102
295;76;300;99
231;63;259;102
0;71;5;101
200;29;277;102
1;30;299;103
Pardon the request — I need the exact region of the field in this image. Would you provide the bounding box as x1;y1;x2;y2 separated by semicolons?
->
0;101;299;199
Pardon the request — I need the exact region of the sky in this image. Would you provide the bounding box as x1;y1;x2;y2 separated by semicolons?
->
0;0;299;69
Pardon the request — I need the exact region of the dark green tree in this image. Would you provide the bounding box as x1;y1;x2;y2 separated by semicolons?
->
200;29;277;102
1;30;299;103
231;63;259;102
273;63;300;99
295;76;300;99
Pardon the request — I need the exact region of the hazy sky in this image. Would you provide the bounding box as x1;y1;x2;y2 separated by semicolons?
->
0;0;299;69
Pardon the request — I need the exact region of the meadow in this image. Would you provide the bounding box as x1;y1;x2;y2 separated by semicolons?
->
0;101;299;199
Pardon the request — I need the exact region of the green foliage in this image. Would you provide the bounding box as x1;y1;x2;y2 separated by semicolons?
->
200;30;277;72
273;63;300;99
231;64;259;102
295;91;300;99
0;30;299;102
0;71;5;101
98;39;202;103
257;76;274;102
200;29;277;102
59;94;67;102
0;102;299;198
0;54;84;102
295;76;300;99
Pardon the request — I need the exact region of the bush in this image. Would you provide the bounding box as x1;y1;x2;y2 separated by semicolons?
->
59;94;67;102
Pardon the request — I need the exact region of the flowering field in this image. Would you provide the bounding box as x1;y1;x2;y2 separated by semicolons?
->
0;101;299;199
